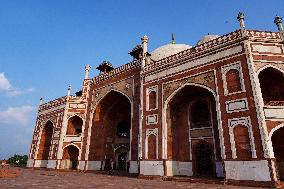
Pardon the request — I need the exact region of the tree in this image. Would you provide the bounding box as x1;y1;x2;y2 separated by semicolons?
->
6;154;28;167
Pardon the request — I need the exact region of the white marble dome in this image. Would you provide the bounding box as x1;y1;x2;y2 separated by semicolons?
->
196;35;220;46
150;44;192;61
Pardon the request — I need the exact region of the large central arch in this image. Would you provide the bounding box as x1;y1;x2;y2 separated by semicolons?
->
88;90;132;172
163;83;223;177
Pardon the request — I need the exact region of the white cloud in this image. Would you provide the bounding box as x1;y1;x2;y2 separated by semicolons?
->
0;72;12;91
0;105;36;126
0;72;35;97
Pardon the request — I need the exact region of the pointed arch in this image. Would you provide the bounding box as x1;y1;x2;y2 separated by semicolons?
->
61;144;80;169
96;89;132;105
257;66;284;105
63;143;81;151
66;115;84;135
162;82;225;177
164;83;216;105
37;120;54;161
88;89;132;171
269;123;284;179
162;82;224;160
42;119;56;128
257;64;284;75
269;124;284;140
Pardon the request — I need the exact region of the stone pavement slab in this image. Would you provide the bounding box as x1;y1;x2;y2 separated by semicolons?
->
0;168;266;189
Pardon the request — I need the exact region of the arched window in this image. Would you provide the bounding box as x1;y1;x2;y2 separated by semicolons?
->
259;67;284;105
66;116;83;135
148;90;157;110
191;101;210;128
233;125;252;159
226;69;242;94
117;121;129;138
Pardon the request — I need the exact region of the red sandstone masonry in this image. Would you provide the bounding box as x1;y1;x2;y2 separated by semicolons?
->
28;28;284;188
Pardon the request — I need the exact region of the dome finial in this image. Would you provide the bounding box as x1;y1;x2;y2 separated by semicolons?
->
171;32;175;44
237;12;245;30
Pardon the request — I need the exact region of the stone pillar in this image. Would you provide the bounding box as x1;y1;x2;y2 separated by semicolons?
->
141;35;149;68
274;15;284;42
84;65;91;79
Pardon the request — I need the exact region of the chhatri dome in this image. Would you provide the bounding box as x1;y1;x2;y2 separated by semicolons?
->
150;33;192;61
150;33;220;61
196;34;220;46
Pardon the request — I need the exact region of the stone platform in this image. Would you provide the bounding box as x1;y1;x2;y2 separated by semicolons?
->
0;168;266;189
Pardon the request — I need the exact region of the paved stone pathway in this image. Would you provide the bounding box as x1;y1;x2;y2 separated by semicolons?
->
0;168;266;189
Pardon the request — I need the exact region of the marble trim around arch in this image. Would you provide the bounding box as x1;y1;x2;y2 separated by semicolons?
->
162;70;216;104
161;70;226;160
84;77;134;163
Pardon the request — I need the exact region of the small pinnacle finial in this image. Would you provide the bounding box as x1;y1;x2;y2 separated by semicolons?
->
237;12;245;21
274;15;282;25
84;64;91;79
39;97;43;105
141;35;148;43
67;85;71;96
237;12;245;29
274;15;283;31
141;35;149;68
274;15;284;42
172;33;175;44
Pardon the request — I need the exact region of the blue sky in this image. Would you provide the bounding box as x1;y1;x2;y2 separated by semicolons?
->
0;0;283;159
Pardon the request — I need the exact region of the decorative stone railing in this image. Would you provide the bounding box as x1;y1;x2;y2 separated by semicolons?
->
92;60;141;84
144;30;281;74
39;96;67;112
246;30;280;39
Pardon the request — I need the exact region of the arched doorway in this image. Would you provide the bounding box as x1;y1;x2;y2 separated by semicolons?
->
61;145;79;170
88;90;131;172
193;141;214;176
166;85;222;177
259;67;284;105
272;126;284;180
115;146;129;171
37;121;54;167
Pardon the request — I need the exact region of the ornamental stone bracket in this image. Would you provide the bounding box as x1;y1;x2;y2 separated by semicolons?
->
162;70;216;103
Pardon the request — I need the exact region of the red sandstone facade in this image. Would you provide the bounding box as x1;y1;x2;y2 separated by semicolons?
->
27;14;284;187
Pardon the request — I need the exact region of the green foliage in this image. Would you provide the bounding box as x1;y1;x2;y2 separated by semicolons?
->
6;154;28;167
